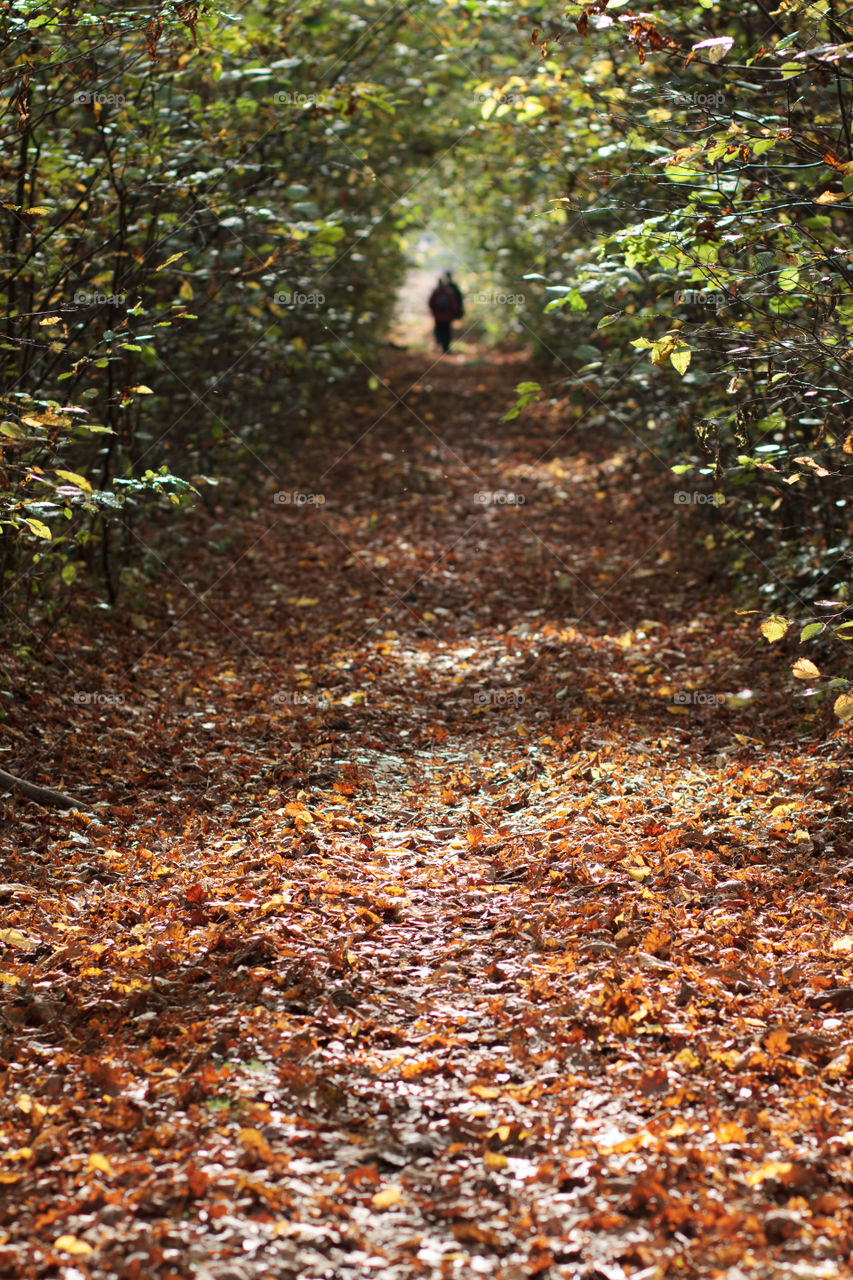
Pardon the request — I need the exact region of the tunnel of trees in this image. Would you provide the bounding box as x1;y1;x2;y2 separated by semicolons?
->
3;4;853;1277
2;0;852;702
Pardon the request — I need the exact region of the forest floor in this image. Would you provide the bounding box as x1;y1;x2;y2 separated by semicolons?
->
0;345;852;1280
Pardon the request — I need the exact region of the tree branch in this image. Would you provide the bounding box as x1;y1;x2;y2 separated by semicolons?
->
0;768;88;811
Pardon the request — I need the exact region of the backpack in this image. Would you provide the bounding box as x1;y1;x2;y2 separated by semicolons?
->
431;282;460;323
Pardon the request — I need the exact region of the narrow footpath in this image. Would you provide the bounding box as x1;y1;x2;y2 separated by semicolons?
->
0;348;850;1280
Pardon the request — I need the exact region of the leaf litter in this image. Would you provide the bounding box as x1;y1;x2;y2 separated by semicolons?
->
0;348;851;1279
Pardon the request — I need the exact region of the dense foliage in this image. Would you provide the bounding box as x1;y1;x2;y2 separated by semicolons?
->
482;0;853;715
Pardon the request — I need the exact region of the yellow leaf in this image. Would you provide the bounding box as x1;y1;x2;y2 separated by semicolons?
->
761;615;788;642
670;346;691;375
39;315;62;326
372;1185;402;1209
650;335;676;366
22;518;51;540
26;206;53;216
287;597;319;607
156;251;185;271
54;1235;94;1257
715;1122;747;1144
87;1153;113;1175
674;1047;701;1070
483;1151;507;1170
470;1085;500;1099
745;1160;793;1186
834;692;853;721
54;469;93;493
627;866;651;881
792;657;820;680
128;385;154;394
0;928;39;951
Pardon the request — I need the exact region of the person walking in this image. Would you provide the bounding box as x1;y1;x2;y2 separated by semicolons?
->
446;271;463;323
428;272;463;353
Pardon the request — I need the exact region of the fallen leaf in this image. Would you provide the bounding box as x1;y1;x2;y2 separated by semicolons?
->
237;1127;275;1164
372;1185;403;1208
54;1236;94;1256
0;928;39;951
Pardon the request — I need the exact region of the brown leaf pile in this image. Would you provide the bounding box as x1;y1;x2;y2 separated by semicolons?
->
0;348;850;1279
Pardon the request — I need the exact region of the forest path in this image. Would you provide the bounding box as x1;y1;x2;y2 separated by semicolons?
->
0;347;848;1280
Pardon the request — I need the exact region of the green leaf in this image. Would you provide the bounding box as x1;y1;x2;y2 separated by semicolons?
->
800;622;823;641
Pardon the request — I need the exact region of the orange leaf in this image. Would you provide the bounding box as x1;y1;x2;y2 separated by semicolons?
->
237;1127;274;1164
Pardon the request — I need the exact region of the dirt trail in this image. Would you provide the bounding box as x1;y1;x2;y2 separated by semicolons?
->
0;348;850;1279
